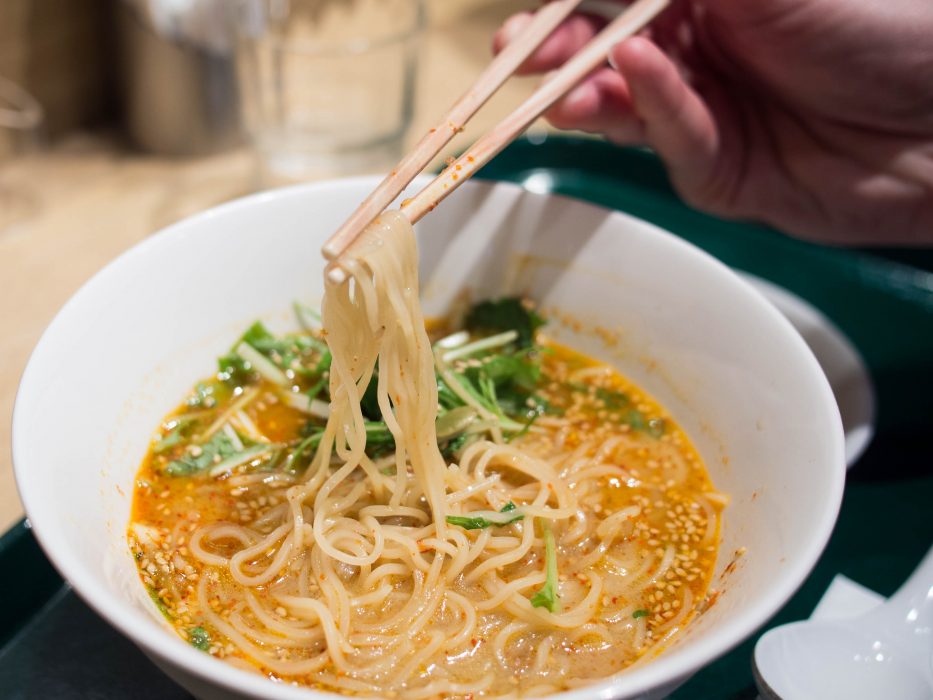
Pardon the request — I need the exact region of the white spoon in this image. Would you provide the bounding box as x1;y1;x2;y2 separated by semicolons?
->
753;546;933;700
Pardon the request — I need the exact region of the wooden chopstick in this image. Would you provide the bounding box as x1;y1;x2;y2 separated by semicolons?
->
400;0;669;224
321;0;586;262
324;0;670;284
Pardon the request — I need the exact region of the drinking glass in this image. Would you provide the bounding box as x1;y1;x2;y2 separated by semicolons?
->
0;76;44;234
235;0;424;186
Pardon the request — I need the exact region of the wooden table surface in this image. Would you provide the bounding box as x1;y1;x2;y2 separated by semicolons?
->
0;0;553;532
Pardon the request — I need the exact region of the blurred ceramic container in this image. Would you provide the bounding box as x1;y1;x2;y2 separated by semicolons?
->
117;0;242;155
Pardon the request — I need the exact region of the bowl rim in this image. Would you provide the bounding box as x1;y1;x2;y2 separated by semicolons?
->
13;176;846;700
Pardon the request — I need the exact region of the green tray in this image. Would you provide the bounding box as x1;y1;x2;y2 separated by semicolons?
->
2;135;930;699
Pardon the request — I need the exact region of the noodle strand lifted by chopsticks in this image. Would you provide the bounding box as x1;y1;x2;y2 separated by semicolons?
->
143;211;725;697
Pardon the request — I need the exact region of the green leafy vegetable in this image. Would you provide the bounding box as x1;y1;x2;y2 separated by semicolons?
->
148;587;173;620
154;415;204;454
305;353;332;401
285;432;320;473
446;502;524;530
529;522;560;613
188;626;211;651
186;382;218;408
446;368;498;414
291;420;396;468
219;320;328;386
442;330;519;362
619;409;666;436
201;300;558;479
364;422;396;448
467;354;541;391
164;432;238;477
235;341;289;386
435;406;478;440
460;351;544;426
439;360;528;432
567;383;666;437
244;320;326;359
433;300;552;437
207;443;277;478
218;351;252;385
361;371;383;421
241;321;276;351
154;423;185;454
508;409;541;442
437;377;465;410
153;429;184;454
440;432;473;459
633;609;650;619
596;386;630;409
465;298;545;349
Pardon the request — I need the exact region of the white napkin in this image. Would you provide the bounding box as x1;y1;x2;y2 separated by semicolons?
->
810;574;885;621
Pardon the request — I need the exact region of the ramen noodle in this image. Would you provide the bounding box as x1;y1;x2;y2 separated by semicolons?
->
129;212;725;698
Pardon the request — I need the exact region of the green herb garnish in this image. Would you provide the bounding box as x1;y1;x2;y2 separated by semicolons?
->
361;370;383;421
147;587;173;621
465;298;545;349
153;426;185;454
529;522;560;613
243;320;326;360
219;320;328;386
567;383;666;437
164;432;238;476
188;626;211;651
153;415;200;454
446;502;524;530
186;382;218;408
633;609;650;619
440;431;473;459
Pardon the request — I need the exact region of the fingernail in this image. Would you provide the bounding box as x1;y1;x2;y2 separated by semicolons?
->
607;45;621;72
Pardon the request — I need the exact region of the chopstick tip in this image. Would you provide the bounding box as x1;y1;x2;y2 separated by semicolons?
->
321;242;340;260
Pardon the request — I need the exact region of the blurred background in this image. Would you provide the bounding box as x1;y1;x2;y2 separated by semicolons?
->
0;0;552;533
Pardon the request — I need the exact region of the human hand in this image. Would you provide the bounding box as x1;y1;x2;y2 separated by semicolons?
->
494;0;933;245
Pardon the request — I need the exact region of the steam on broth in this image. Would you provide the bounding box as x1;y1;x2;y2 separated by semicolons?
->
129;212;725;697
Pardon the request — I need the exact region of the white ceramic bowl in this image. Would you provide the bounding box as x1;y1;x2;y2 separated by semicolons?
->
13;178;845;700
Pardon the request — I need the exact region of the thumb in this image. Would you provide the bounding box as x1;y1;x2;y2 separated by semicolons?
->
609;37;721;203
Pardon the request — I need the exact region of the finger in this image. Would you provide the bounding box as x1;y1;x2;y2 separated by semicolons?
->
545;69;644;144
609;37;720;198
492;12;533;56
493;13;605;75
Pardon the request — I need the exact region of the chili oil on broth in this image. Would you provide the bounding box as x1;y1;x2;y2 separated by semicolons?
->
128;328;723;697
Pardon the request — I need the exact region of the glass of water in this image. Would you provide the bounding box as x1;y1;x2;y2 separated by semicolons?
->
236;0;424;186
0;76;43;235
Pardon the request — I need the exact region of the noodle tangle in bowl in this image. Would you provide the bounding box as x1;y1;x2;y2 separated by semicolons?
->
12;177;847;700
130;210;726;698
